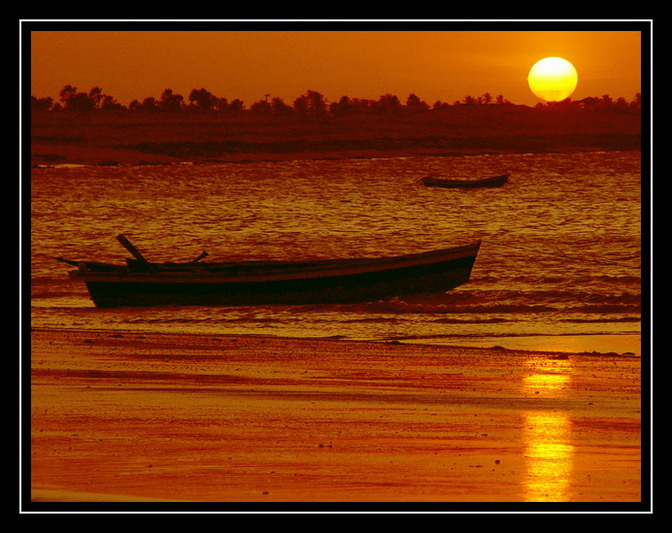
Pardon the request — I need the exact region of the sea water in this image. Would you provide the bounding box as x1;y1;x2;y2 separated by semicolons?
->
28;151;644;354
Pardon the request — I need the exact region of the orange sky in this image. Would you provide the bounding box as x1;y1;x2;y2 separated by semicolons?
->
27;23;646;108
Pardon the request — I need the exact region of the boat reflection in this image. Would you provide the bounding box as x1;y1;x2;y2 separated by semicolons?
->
522;357;575;502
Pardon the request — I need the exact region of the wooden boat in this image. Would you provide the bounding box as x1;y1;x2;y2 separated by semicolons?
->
421;173;509;189
57;234;482;308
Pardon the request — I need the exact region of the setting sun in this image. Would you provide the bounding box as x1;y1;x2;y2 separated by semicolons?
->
528;57;579;102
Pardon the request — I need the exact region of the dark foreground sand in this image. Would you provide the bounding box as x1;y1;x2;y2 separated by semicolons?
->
28;328;644;509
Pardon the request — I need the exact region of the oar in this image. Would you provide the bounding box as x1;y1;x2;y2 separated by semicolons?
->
116;234;157;271
190;251;209;263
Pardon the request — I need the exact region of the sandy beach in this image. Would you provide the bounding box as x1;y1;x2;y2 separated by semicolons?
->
26;327;644;510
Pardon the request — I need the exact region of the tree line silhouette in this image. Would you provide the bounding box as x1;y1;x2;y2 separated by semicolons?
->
31;85;642;116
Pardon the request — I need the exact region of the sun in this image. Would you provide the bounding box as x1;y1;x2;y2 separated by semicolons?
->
528;57;578;102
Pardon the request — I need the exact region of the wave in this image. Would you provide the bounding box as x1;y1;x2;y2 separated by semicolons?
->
317;291;641;316
559;317;641;323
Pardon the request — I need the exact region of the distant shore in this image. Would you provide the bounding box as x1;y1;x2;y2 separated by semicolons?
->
30;106;641;167
28;327;643;507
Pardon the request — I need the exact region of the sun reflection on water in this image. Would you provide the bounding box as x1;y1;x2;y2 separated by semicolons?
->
522;358;575;502
523;410;574;502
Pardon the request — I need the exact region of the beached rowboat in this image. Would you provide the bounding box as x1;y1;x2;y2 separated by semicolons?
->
57;234;481;308
421;174;509;189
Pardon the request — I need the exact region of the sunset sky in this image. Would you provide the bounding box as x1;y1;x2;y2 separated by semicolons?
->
27;22;646;108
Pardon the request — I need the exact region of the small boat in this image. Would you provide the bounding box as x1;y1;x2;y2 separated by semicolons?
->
56;234;482;308
421;173;509;189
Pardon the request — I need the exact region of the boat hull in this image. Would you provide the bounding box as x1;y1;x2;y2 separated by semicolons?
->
69;242;481;308
422;174;508;189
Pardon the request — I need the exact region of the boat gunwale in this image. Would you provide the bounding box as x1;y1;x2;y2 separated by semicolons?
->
68;242;482;284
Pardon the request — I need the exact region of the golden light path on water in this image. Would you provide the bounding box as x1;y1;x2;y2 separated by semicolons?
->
521;357;574;502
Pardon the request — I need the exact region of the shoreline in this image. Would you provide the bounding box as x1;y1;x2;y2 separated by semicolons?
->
30;326;643;357
27;327;644;507
30;107;641;168
30;143;641;168
398;333;641;357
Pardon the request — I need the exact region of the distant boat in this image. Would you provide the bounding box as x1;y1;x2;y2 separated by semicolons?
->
56;234;482;308
421;173;509;189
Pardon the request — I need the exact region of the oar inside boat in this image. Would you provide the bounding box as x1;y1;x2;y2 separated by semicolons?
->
116;233;159;272
117;233;149;263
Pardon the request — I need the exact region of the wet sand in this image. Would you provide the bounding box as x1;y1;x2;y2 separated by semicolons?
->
27;328;644;510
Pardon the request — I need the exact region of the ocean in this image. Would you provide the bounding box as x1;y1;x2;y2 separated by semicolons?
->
28;151;643;355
